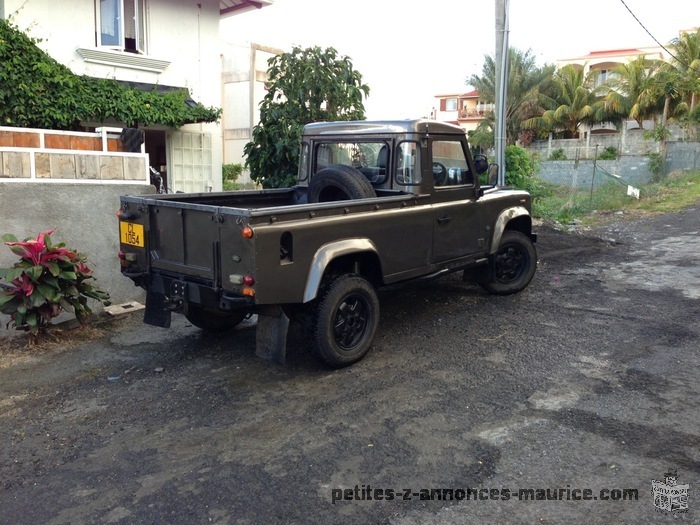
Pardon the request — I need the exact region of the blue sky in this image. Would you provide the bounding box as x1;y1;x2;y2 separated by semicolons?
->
221;0;699;120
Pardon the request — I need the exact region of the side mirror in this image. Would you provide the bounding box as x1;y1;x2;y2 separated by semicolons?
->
473;154;489;175
488;164;499;186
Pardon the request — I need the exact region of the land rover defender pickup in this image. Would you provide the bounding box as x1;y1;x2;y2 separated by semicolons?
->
118;120;537;367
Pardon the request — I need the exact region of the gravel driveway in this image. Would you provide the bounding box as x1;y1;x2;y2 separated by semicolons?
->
1;205;698;525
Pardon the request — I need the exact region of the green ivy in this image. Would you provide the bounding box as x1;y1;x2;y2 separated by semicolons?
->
0;19;220;130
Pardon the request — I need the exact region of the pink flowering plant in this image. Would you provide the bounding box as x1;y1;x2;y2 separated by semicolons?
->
0;229;110;336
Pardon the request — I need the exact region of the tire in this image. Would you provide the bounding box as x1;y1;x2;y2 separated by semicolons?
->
313;275;380;368
185;304;246;332
481;230;537;295
308;165;377;203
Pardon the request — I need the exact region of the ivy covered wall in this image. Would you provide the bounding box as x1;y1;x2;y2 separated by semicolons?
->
0;18;221;131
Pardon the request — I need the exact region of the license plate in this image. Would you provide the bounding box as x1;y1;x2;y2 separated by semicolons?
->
120;221;144;247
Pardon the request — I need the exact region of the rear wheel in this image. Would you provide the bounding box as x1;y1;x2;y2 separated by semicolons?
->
313;275;380;368
481;230;537;295
185;304;246;332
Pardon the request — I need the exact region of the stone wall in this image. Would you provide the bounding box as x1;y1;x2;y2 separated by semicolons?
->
0;127;148;182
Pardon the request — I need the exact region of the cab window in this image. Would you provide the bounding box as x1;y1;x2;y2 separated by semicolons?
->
395;141;421;185
297;142;310;181
314;141;389;185
432;140;473;188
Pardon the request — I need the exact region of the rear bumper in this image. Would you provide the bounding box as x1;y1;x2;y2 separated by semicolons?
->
128;272;255;327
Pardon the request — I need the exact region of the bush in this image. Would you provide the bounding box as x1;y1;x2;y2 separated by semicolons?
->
505;145;536;189
0;229;110;339
647;152;666;182
548;148;566;160
222;163;243;191
598;146;618;160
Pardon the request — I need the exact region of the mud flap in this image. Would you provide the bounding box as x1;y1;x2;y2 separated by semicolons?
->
143;289;172;328
255;306;289;364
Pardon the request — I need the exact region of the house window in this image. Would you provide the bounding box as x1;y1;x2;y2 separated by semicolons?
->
98;0;146;53
445;98;458;111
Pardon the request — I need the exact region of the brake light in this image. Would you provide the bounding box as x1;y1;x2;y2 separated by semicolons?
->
229;274;255;286
117;208;134;220
242;226;254;239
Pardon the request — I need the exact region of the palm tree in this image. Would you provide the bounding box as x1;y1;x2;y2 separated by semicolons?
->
602;56;664;129
669;29;700;112
468;48;555;146
522;64;604;138
667;29;700;137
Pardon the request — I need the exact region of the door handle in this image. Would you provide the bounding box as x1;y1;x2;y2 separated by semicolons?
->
437;215;451;224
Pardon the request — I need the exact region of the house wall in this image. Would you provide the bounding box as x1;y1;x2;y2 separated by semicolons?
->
221;42;280;185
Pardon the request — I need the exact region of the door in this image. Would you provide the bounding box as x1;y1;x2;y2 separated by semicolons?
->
430;137;485;262
168;130;213;193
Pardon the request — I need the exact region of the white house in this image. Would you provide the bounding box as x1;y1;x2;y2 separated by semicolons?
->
0;0;273;192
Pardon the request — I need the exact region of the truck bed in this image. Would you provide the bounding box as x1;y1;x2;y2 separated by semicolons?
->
121;186;422;224
119;186;428;295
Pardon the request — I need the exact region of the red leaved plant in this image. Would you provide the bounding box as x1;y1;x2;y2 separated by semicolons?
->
0;229;110;337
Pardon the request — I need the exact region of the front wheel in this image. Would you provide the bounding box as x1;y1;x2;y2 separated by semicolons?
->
313;275;380;368
481;230;537;295
185;304;246;332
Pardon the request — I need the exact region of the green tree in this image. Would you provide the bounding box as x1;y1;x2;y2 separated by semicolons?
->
602;56;664;129
522;64;605;138
468;48;555;146
244;46;370;188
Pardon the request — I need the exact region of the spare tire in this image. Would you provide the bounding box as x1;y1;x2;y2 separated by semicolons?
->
308;165;377;203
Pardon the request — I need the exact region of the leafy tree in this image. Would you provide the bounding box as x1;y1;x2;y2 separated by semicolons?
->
0;19;220;130
522;64;605;138
244;46;370;188
602;56;664;129
468;48;555;146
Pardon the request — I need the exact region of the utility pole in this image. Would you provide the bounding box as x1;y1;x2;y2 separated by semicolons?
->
494;0;510;186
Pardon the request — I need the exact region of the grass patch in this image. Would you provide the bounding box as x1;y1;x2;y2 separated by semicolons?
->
532;170;700;225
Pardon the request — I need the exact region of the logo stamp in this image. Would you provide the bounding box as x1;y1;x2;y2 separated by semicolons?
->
652;468;689;515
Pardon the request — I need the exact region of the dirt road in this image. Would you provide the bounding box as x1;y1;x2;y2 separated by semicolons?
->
1;205;698;524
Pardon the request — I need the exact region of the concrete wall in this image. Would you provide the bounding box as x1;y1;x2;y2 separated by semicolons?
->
537;158;653;188
535;141;700;188
0;182;155;328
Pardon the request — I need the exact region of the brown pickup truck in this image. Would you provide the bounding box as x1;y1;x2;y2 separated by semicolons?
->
118;120;537;367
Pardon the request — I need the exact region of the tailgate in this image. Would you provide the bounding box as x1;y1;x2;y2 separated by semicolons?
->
148;202;225;281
